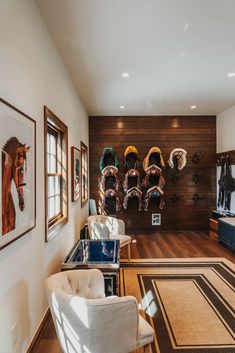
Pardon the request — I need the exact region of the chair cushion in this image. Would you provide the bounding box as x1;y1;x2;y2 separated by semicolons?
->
110;234;131;247
46;269;105;299
87;215;125;235
137;314;154;347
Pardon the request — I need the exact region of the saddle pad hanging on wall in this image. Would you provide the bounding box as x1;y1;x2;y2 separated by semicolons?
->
99;147;119;173
168;148;187;170
143;146;165;171
124;145;140;172
123;146;142;211
99;147;121;214
142;147;165;211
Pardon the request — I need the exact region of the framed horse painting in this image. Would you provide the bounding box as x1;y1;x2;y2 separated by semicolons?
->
81;141;88;207
71;146;80;202
0;98;36;250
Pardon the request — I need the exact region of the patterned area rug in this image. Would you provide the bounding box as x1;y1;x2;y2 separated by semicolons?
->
120;258;235;353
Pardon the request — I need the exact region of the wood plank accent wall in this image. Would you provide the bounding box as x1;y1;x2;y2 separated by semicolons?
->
89;116;216;233
216;149;235;166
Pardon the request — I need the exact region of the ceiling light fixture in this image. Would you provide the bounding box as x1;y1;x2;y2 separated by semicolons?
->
177;52;185;59
227;72;235;78
120;105;125;109
190;105;197;110
121;72;130;78
182;23;189;32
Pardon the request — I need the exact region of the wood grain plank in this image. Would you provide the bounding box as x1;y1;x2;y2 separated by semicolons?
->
89;115;216;231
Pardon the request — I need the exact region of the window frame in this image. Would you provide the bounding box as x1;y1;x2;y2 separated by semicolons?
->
44;106;68;241
47;125;62;227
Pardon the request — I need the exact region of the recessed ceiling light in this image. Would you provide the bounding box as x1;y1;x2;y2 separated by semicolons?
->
121;72;130;78
183;23;189;32
227;72;235;78
177;52;185;59
190;105;197;110
120;105;125;109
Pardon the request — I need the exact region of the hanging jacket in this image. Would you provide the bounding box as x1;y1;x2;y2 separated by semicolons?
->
218;155;235;211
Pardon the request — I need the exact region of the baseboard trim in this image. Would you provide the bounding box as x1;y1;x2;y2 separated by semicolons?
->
26;308;50;353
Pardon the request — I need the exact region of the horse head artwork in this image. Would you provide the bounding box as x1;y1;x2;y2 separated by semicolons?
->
2;137;30;235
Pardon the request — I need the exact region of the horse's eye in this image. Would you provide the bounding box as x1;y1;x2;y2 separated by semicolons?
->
19;166;24;174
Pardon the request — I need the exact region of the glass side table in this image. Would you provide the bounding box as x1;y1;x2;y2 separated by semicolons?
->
61;239;120;296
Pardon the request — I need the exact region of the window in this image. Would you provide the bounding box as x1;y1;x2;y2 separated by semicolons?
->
47;126;62;223
81;141;88;207
44;106;68;241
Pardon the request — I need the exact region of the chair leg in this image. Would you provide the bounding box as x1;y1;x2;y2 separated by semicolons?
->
127;243;131;261
143;344;151;353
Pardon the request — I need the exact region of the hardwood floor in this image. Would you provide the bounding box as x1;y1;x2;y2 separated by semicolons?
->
129;231;235;262
33;231;235;353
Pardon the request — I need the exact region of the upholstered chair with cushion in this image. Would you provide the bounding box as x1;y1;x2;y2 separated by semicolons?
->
45;269;154;353
87;215;132;260
89;198;98;215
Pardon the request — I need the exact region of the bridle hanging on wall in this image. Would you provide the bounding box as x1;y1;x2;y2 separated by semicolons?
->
217;153;235;211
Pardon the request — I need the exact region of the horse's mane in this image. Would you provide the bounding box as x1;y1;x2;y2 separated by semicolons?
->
2;137;23;167
2;137;20;152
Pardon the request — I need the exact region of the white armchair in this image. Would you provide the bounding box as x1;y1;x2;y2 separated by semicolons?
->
87;215;132;260
45;269;154;353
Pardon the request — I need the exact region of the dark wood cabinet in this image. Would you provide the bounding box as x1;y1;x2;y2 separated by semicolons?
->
218;218;235;250
209;218;219;241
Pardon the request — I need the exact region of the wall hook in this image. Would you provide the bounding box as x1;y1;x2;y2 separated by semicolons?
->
171;173;183;184
192;151;206;164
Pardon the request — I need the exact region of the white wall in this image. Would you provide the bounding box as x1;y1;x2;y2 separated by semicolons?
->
217;104;235;213
217;104;235;153
0;1;89;352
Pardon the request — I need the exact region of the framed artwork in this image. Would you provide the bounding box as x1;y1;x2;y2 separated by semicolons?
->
71;146;80;202
0;98;36;250
81;141;88;207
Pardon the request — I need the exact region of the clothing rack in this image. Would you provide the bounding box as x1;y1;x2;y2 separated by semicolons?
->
216;149;235;166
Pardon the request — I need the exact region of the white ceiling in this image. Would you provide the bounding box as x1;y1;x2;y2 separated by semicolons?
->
37;0;235;116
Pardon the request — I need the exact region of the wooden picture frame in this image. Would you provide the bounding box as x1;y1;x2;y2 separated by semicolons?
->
0;98;36;250
71;146;80;202
81;141;88;207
